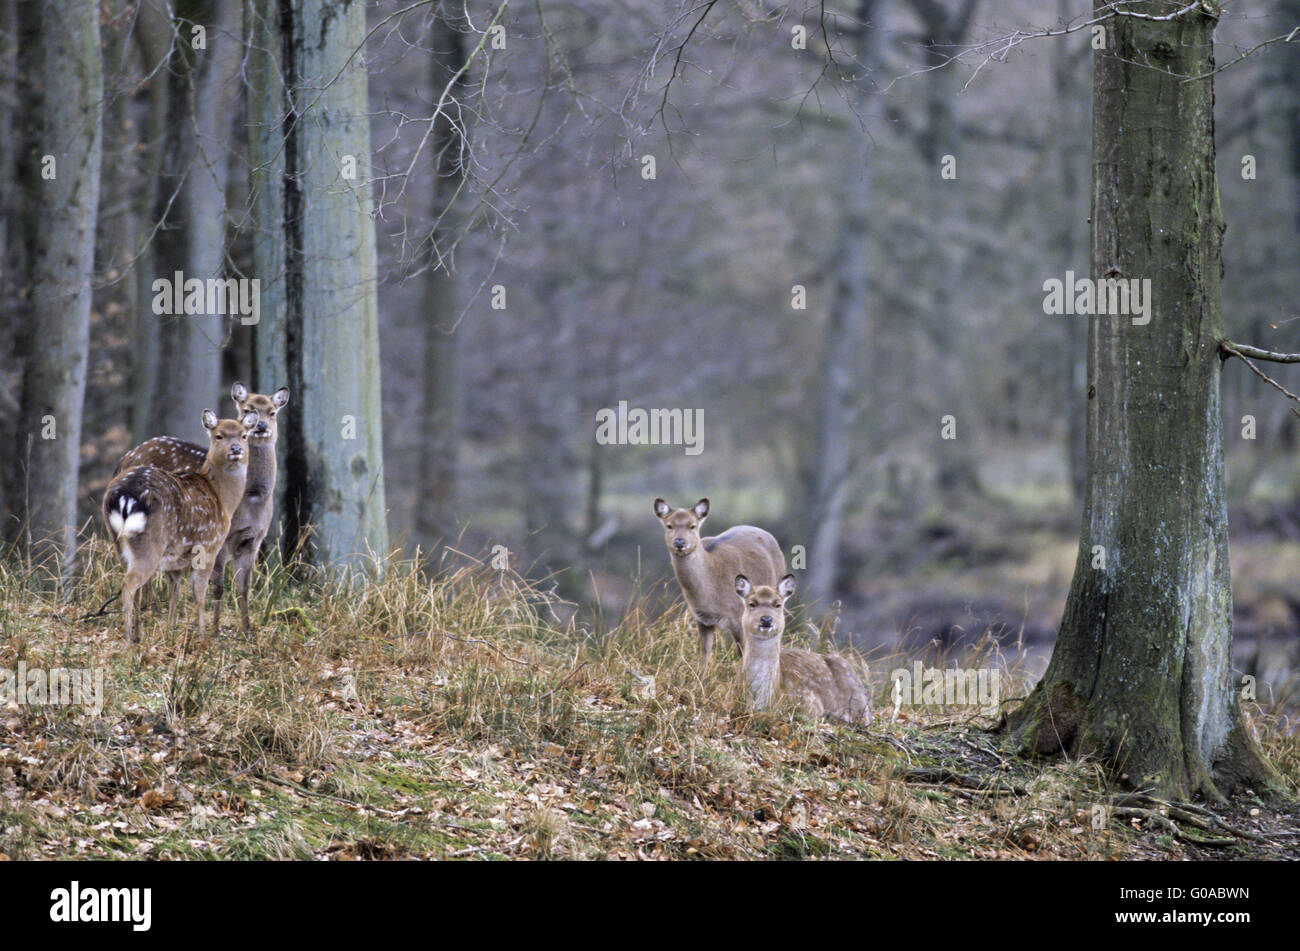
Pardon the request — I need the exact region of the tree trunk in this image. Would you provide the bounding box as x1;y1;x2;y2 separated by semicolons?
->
251;0;389;570
246;0;289;550
9;0;102;576
1007;1;1279;802
416;10;468;551
799;0;881;609
148;0;242;440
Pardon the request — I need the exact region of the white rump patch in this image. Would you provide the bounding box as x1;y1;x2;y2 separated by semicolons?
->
110;495;147;536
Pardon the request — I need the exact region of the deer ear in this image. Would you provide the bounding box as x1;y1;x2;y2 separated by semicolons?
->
734;575;751;598
777;574;796;599
653;498;670;520
241;410;258;431
202;409;218;431
272;386;290;408
231;382;248;404
693;498;710;519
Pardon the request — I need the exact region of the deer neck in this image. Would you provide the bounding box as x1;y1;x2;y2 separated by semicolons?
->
200;458;249;519
742;634;782;709
245;436;277;492
671;547;713;603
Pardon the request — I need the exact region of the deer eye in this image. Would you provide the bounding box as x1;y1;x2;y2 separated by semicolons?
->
748;601;757;608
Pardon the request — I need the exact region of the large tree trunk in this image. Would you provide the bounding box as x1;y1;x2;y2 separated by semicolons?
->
250;0;389;570
416;9;468;551
147;0;242;440
1007;1;1278;802
8;0;102;576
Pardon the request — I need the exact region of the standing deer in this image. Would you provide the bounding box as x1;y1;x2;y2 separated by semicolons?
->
734;573;870;723
653;498;786;662
104;410;257;643
116;382;289;635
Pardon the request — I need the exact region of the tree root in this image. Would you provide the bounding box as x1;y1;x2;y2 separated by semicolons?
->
1109;792;1266;846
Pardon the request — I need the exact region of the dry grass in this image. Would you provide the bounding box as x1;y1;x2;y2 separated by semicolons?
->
0;536;1296;860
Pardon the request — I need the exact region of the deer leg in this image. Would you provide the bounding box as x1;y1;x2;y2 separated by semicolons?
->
698;622;715;665
122;572;147;644
233;543;255;637
166;571;183;631
191;568;213;640
727;619;744;658
210;546;228;633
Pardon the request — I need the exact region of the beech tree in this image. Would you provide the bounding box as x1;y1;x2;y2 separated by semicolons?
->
247;0;389;570
7;0;102;576
1007;0;1280;802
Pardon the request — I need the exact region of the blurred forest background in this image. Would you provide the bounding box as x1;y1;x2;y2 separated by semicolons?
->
1;0;1298;688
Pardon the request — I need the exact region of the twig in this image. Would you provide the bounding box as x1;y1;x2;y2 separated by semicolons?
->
1221;340;1300;364
1220;342;1300;404
80;591;121;622
429;631;537;669
900;767;1027;795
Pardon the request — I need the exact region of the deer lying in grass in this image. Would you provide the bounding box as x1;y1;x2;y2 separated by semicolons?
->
104;409;257;643
116;382;289;635
735;574;870;723
653;498;786;663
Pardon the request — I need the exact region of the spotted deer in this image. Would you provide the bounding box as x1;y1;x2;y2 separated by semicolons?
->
116;382;289;635
734;574;870;723
653;498;786;663
104;410;257;642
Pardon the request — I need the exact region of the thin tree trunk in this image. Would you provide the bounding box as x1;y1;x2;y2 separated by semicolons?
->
799;0;881;609
1007;1;1279;802
417;9;468;550
10;0;102;576
148;0;242;440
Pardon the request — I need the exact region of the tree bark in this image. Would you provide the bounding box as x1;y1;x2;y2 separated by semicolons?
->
1007;1;1279;802
250;0;389;570
798;0;881;610
147;0;242;440
416;8;468;551
8;0;102;576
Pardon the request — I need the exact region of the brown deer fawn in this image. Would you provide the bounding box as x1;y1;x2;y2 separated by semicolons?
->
734;574;870;723
653;498;786;662
104;409;257;643
116;382;289;635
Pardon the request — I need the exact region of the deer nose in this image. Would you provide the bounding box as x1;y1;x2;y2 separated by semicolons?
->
255;421;268;433
673;538;686;549
759;615;773;627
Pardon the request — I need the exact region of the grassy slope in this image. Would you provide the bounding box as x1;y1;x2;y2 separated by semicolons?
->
0;543;1296;860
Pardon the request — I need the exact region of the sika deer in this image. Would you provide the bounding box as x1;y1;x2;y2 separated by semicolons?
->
116;382;289;634
653;498;786;662
734;574;870;723
103;410;257;643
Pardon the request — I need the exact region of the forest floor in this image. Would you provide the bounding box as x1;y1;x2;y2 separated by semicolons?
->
1;544;1298;861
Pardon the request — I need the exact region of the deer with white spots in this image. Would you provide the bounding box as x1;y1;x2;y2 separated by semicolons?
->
653;498;787;663
734;573;870;723
116;383;289;635
104;409;257;643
